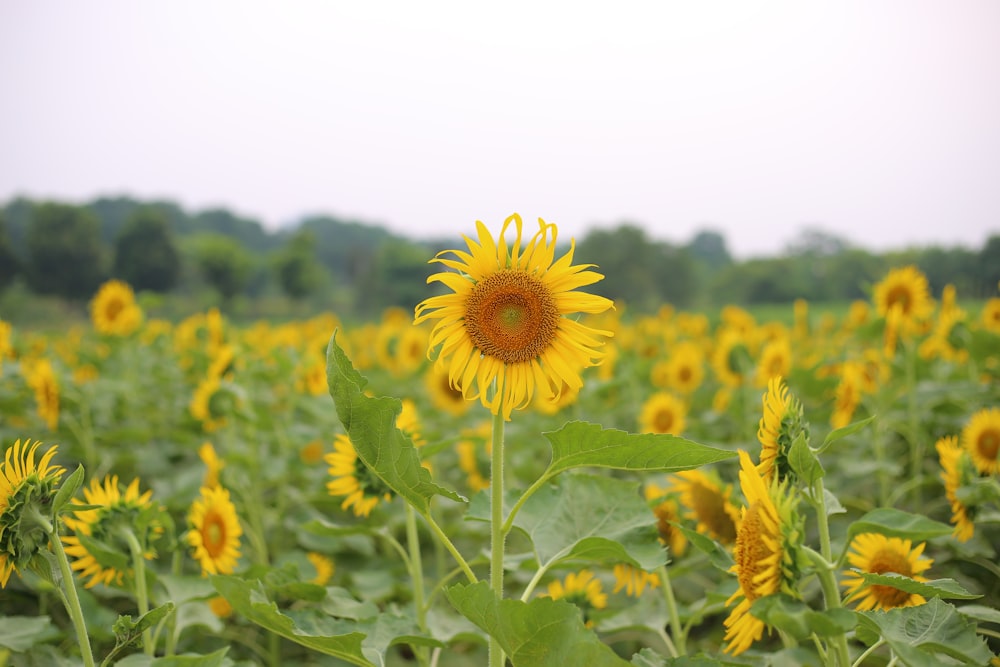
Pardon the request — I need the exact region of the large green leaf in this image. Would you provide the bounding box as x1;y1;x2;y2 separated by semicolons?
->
846;508;953;542
326;332;464;513
817;415;876;454
0;615;57;651
445;581;631;667
749;596;856;640
856;598;992;667
543;422;734;476
514;474;666;571
630;649;733;666
113;647;230;667
848;572;980;600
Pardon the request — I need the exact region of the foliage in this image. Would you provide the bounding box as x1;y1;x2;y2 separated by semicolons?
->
190;233;254;303
114;207;182;293
25;202;106;299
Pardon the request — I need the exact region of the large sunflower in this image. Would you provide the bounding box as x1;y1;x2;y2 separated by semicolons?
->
90;279;143;336
872;266;934;333
62;475;160;588
723;451;801;655
1;440;65;587
842;533;932;611
187;485;243;575
413;214;614;420
639;392;687;435
935;435;976;542
326;434;393;518
961;407;1000;475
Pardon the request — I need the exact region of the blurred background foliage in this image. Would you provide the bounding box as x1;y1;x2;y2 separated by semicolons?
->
1;195;998;326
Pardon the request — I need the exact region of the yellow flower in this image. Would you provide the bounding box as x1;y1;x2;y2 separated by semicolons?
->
639;392;687;435
723;451;801;655
0;319;12;375
830;363;863;429
199;442;224;489
425;365;469;417
187;485;243;575
961;407;1000;475
414;214;614;420
872;266;934;334
544;569;607;627
23;358;60;431
456;422;491;494
712;329;753;388
756;376;804;485
980;297;1000;334
935;435;976;542
307;551;335;586
62;475;161;588
663;341;705;394
90;279;143;336
325;434;393;518
297;354;327;396
300;439;325;465
189;376;231;433
755;337;791;388
0;439;65;587
397;399;426;447
842;533;932;611
670;470;740;545
208;596;233;618
612;563;661;597
645;483;687;558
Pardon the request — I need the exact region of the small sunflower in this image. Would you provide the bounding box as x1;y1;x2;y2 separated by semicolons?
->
0;319;12;375
645;483;688;558
0;439;65;587
961;407;1000;475
754;338;791;388
873;266;934;334
756;376;805;484
664;341;705;394
712;329;753;388
723;451;802;656
62;475;161;589
425;365;469;417
413;214;614;420
198;442;224;489
842;533;932;611
639;392;687;435
980;297;1000;334
90;279;143;336
396;399;426;447
830;364;863;429
669;470;740;545
612;563;661;598
297;354;327;396
23;358;60;431
187;485;243;576
307;551;335;586
543;569;607;627
325;434;393;518
935;435;976;542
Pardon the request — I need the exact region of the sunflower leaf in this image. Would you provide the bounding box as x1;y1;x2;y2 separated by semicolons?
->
0;615;58;651
512;474;666;571
855;598;992;667
52;464;85;516
543;421;735;476
112;647;230;666
750;595;857;641
788;431;824;485
671;524;734;572
444;581;632;667
326;332;465;513
848;572;980;600
817;414;876;454
846;509;953;542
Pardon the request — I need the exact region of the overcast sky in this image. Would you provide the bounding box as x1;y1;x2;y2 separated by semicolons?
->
2;1;998;258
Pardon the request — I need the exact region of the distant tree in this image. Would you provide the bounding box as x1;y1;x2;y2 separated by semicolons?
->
0;211;20;291
26;202;105;299
192;233;253;303
686;229;733;270
915;246;978;296
784;227;851;257
273;229;324;300
194;209;275;253
977;235;1000;296
113;207;181;292
356;238;433;314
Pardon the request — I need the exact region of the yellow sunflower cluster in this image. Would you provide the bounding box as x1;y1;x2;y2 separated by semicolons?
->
935;407;1000;542
90;280;143;337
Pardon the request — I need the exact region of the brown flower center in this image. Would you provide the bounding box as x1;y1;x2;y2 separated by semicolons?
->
867;547;914;608
105;297;125;321
464;271;560;364
202;510;227;558
976;428;1000;461
653;408;675;433
885;286;912;314
735;502;770;602
690;481;737;543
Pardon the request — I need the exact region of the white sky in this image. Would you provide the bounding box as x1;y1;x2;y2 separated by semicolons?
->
2;1;998;258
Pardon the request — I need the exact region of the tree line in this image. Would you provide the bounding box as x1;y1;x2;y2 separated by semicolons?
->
1;196;997;320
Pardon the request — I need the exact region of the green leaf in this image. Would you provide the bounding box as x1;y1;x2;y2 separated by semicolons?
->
849;572;980;600
514;474;666;570
630;648;733;666
750;596;856;641
52;464;85;515
211;575;373;666
672;524;733;572
326;332;464;513
856;598;992;667
788;432;824;485
543;421;735;476
956;604;1000;625
817;415;876;453
847;508;953;543
301;517;379;538
113;647;230;666
445;581;631;667
0;615;58;651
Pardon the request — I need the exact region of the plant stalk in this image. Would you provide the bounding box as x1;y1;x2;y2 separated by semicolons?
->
489;407;506;667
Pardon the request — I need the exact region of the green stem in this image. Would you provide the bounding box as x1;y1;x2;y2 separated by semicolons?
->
813;478;834;563
501;470;554;537
904;341;922;505
804;547;851;667
657;565;686;656
164;550;182;657
121;528;152;655
420;511;476;584
852;638;885;667
405;505;430;667
50;527;97;667
489;408;506;667
519;560;555;602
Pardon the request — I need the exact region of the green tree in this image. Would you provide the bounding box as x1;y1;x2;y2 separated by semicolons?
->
356;238;434;314
273;230;324;300
192;233;254;303
686;229;732;270
113;207;181;292
976;235;1000;296
0;211;20;291
26;202;106;299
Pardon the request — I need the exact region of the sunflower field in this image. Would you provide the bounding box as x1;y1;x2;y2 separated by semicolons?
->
1;214;999;667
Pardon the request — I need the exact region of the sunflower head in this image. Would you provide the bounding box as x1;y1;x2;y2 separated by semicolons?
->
723;450;804;655
639;392;687;435
306;551;335;586
612;563;661;598
669;469;741;545
842;533;932;611
325;434;394;518
425;365;469;417
980;297;1000;334
873;266;934;334
712;329;754;388
0;439;65;587
962;407;1000;475
544;569;608;627
755;337;792;388
756;376;807;485
414;214;614;420
935;435;978;542
186;485;243;576
645;483;688;558
23;358;60;431
90;279;143;337
62;475;162;588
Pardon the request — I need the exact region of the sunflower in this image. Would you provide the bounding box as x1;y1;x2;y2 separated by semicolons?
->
0;319;12;375
326;434;393;518
187;485;243;575
90;279;143;336
300;439;325;465
961;407;1000;475
712;329;753;388
872;266;934;334
543;569;607;627
297;354;327;396
456;422;491;493
23;358;60;431
723;451;802;655
612;563;661;597
639;392;687;435
413;214;614;420
189;376;231;433
645;483;688;558
754;338;791;388
935;436;976;542
842;533;932;611
664;341;705;394
669;470;740;545
425;365;469;417
307;551;335;586
830;364;863;429
756;376;804;484
980;297;1000;334
396;399;426;447
199;442;224;489
0;439;65;588
62;475;161;588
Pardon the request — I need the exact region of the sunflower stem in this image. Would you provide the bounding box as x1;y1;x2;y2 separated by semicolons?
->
904;340;922;506
121;528;153;655
501;470;554;537
50;524;97;667
813;478;834;563
657;564;686;656
804;547;851;667
489;406;506;667
852;638;886;667
405;504;430;667
419;510;476;583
